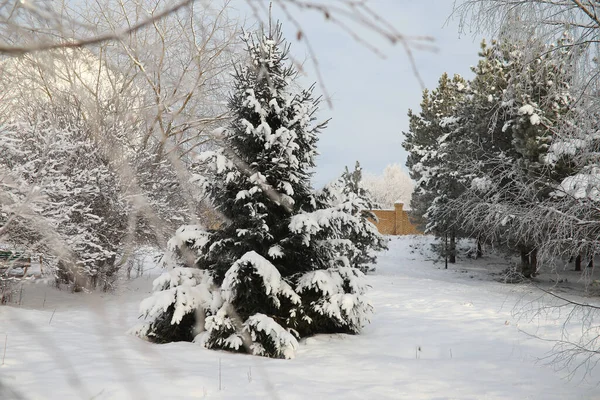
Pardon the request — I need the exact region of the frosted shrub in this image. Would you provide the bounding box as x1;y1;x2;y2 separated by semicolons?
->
244;314;299;359
132;268;219;343
296;264;372;335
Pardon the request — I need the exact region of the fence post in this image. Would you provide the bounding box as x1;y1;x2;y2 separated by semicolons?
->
394;202;404;235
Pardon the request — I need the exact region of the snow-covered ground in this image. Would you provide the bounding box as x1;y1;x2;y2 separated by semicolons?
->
2;236;599;399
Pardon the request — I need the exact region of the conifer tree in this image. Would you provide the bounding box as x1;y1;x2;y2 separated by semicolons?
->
403;73;467;261
320;162;388;272
194;25;326;282
134;24;377;358
403;38;578;270
457;38;577;275
405;38;579;275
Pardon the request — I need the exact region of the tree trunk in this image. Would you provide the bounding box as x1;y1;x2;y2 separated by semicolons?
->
575;255;582;272
444;232;448;270
530;248;538;277
449;232;456;264
587;255;594;269
520;249;532;278
476;237;483;259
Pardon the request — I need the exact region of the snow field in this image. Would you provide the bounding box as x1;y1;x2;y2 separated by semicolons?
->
1;235;599;399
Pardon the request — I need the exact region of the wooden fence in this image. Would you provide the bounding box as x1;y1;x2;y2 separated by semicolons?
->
368;202;421;235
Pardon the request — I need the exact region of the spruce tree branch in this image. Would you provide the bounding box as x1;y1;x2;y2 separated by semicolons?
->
212;131;294;214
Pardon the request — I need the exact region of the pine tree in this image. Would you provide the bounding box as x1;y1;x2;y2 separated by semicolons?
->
434;38;578;276
134;24;376;358
403;73;468;261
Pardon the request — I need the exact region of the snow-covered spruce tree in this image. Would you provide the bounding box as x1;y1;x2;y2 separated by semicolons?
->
134;25;373;358
320;162;388;273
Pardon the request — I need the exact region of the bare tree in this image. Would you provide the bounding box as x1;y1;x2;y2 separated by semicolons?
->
362;163;414;209
0;0;239;290
454;0;600;98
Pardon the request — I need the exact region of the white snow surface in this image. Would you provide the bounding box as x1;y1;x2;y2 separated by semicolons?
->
518;104;535;115
555;167;600;201
2;236;600;399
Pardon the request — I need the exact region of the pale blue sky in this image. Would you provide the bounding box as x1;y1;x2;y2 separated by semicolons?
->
239;1;484;187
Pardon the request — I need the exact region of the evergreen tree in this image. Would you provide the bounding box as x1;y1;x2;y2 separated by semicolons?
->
320;161;388;273
194;26;326;282
407;38;579;276
403;38;578;271
134;25;376;358
458;38;577;275
403;73;468;261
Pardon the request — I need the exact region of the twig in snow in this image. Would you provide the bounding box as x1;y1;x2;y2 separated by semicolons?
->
2;334;7;365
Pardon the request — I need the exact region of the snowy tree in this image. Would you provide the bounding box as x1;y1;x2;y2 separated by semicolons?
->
194;25;326;281
129;145;199;247
0;1;240;253
0;110;128;290
454;0;600;376
0;8;234;279
362;163;414;209
134;24;374;358
449;37;578;275
320;162;388;273
402;37;578;271
403;72;468;262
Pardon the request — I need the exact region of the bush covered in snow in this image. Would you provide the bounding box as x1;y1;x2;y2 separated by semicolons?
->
295;264;372;335
131;267;218;343
0;114;128;290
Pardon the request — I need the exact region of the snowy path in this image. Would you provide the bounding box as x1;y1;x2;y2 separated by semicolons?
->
1;236;599;399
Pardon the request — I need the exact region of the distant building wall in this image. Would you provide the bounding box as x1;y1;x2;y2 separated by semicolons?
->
369;202;421;235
